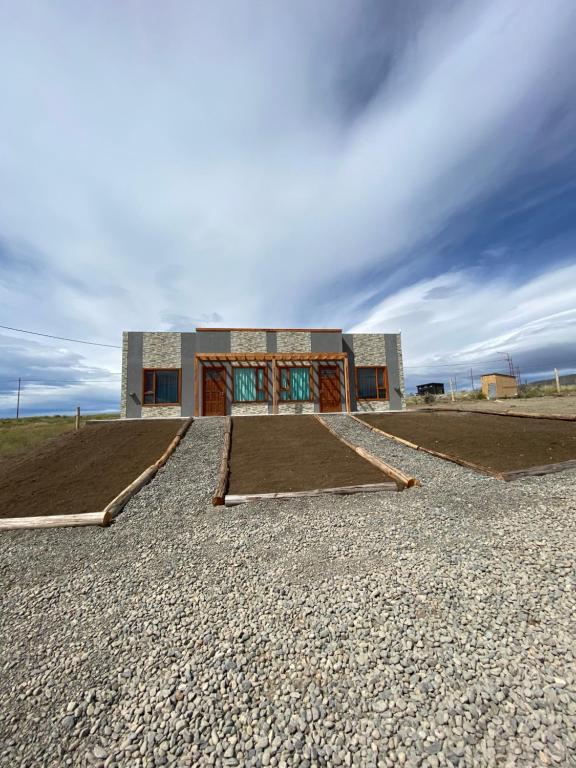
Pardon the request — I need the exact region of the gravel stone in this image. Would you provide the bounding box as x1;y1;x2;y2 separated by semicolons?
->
1;415;575;767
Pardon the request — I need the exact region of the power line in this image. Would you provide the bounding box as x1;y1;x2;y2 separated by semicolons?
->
0;324;121;348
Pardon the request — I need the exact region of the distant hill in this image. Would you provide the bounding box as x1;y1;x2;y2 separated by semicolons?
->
530;373;576;386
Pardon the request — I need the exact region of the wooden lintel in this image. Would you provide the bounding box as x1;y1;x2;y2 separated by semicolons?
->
196;352;347;361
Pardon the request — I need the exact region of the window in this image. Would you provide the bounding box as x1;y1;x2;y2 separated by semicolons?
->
279;366;311;401
143;369;180;405
356;367;387;400
233;366;267;402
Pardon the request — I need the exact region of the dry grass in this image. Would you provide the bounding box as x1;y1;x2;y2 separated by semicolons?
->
0;414;119;457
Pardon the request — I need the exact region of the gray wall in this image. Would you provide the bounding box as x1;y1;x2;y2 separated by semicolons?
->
310;331;343;353
181;333;196;417
384;334;403;411
125;332;143;418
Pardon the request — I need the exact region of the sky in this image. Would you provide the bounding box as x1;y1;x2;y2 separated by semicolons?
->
1;0;576;416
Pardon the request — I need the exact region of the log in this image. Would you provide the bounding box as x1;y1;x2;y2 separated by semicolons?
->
420;406;576;422
212;416;232;506
225;482;398;506
0;511;108;531
351;415;502;479
500;458;576;481
315;415;419;489
103;417;194;521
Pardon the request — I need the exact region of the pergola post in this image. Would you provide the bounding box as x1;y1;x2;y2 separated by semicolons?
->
343;355;351;413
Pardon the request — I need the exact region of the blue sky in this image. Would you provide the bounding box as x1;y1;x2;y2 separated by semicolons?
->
1;0;576;416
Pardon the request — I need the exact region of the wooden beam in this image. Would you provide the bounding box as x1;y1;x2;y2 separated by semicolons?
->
422;406;576;422
196;352;347;361
272;359;278;415
343;356;351;413
225;482;398;506
500;459;576;481
212;416;232;506
314;415;419;489
194;355;200;417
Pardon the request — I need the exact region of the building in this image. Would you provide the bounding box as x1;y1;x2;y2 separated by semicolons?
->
121;328;404;418
480;373;518;399
416;382;445;396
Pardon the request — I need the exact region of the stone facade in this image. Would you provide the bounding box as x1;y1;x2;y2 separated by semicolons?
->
231;403;269;416
231;330;267;353
277;402;315;415
352;334;387;366
142;333;182;368
355;400;391;412
277;331;311;353
141;405;182;418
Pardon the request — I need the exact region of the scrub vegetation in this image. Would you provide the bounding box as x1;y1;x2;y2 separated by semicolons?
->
0;413;118;457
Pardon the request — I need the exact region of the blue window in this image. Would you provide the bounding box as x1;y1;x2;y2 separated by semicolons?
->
143;369;180;405
233;367;267;402
279;367;311;401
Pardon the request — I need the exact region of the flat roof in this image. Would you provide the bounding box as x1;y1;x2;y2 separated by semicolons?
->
480;372;517;379
196;327;342;333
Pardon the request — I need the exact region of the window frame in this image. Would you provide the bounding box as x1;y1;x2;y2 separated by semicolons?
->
278;365;313;403
355;366;388;401
232;365;269;404
142;368;182;406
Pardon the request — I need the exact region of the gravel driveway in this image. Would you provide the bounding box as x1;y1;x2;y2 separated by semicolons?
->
1;415;575;768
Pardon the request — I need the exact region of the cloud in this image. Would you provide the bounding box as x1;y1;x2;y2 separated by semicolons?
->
0;0;575;411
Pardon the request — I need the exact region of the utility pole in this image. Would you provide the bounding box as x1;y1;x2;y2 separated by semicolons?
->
470;368;475;391
16;378;21;421
449;378;455;402
554;368;561;393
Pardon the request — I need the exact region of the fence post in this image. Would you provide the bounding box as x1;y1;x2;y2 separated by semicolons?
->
75;406;81;430
554;368;561;393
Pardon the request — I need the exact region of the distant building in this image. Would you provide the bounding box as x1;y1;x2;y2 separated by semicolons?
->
480;373;518;399
417;382;445;396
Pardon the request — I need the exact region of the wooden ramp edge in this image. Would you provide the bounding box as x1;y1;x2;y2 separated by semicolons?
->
419;406;576;422
212;416;232;506
350;414;504;480
1;418;194;532
225;482;398;507
314;414;419;490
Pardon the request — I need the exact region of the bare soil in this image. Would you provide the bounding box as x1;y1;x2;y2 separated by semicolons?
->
359;411;576;473
0;420;183;518
228;415;391;494
410;394;576;417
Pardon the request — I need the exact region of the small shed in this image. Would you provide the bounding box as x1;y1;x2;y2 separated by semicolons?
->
480;373;518;399
417;383;445;395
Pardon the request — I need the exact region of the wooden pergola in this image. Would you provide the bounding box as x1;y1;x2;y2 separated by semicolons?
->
194;352;351;416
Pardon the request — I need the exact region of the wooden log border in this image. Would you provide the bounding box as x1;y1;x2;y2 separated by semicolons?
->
314;415;419;489
212;416;232;506
419;406;576;422
352;414;576;482
225;482;398;507
0;418;194;532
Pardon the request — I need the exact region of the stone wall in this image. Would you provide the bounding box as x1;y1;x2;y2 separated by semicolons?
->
231;330;267;353
276;331;312;353
355;400;391;413
277;402;315;415
231;403;269;416
141;406;182;418
142;333;182;368
351;334;386;366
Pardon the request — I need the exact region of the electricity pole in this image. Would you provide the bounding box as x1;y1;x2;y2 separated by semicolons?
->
470;368;475;391
16;378;21;421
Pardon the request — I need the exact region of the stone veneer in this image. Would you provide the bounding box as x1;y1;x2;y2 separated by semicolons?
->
277;402;315;415
352;334;387;366
142;333;182;368
276;331;311;353
231;330;267;353
231;403;269;416
355;400;391;413
141;405;182;418
120;331;129;418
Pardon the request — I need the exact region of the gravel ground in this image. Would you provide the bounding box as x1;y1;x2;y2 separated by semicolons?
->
1;415;575;768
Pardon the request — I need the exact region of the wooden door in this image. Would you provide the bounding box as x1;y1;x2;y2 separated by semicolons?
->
319;365;341;413
203;367;227;416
